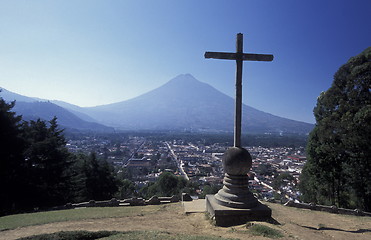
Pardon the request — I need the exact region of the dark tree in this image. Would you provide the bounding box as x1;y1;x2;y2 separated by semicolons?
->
300;47;371;211
139;172;187;198
21;117;74;209
116;179;135;199
199;183;222;199
0;103;77;214
157;172;187;197
82;152;118;201
0;98;120;213
0;98;25;215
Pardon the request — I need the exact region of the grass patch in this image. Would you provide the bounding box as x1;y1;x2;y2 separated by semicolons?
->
15;230;238;240
17;230;118;240
0;204;172;231
248;224;284;238
317;223;326;229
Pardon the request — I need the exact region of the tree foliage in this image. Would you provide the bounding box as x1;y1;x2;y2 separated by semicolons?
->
0;99;25;214
139;172;187;199
0;99;75;214
116;179;136;199
300;47;371;211
81;152;118;201
199;183;222;199
21;117;74;209
0;98;119;215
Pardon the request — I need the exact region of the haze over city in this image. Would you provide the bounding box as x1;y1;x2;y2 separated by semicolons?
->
1;0;370;123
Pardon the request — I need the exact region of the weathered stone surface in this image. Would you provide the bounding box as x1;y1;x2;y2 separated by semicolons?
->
206;146;271;226
214;173;258;209
122;197;145;206
284;200;371;216
88;200;96;207
109;198;119;206
223;147;252;175
65;203;73;209
182;193;193;201
146;196;161;205
170;195;180;202
206;195;271;227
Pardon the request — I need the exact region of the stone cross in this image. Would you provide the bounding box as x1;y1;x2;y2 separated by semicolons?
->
205;33;273;147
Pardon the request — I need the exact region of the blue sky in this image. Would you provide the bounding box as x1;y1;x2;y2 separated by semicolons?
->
0;0;370;123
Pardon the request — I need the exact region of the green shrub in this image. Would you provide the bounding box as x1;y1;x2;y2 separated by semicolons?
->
248;224;284;238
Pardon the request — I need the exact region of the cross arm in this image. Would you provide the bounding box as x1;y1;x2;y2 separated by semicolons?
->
243;53;273;62
205;51;273;62
204;52;237;60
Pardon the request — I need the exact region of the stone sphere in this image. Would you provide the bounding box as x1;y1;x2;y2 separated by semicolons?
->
222;147;252;175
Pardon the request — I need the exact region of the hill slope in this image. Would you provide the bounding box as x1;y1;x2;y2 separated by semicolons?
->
0;88;113;132
1;202;370;240
13;101;114;132
0;88;38;103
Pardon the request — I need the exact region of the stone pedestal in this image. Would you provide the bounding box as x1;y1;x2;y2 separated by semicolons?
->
206;147;271;226
206;195;271;227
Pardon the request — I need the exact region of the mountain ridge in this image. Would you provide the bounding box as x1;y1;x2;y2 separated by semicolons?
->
0;88;113;132
81;74;313;134
1;74;313;134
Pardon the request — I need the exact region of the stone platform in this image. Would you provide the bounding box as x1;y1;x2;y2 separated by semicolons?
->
206;195;272;227
183;199;206;214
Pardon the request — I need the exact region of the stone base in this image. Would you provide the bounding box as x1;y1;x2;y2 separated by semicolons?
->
206;195;272;227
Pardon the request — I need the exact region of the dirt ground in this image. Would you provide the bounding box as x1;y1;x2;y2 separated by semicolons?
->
1;202;370;240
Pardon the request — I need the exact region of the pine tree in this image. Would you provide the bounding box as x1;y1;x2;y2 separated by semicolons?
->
82;152;118;201
0;98;25;215
21;117;73;209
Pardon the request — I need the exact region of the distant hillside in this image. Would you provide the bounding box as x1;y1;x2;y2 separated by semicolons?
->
0;88;113;132
50;100;99;123
0;87;100;124
12;101;114;132
0;87;38;103
83;74;313;134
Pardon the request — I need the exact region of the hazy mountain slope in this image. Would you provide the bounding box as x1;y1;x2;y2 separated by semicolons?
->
85;74;232;130
50;100;99;123
13;101;113;132
1;74;313;134
84;74;313;134
1;87;111;132
0;88;38;103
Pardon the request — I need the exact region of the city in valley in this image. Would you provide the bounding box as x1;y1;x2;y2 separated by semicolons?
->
66;133;306;202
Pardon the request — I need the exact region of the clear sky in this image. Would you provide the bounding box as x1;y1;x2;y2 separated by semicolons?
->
0;0;370;123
